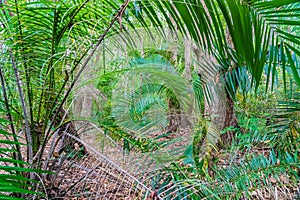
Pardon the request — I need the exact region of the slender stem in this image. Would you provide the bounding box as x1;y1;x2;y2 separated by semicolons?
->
10;50;33;163
37;0;90;127
103;39;106;74
39;8;59;154
0;61;23;165
14;0;35;141
36;0;130;166
49;52;87;117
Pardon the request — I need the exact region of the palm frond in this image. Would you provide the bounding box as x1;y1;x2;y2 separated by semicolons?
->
267;92;300;155
138;0;300;90
154;146;299;199
0;118;43;199
110;55;194;136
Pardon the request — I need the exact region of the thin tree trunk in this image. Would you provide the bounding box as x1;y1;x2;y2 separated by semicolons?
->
192;46;238;140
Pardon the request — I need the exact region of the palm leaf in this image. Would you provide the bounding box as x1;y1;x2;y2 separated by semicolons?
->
138;0;300;90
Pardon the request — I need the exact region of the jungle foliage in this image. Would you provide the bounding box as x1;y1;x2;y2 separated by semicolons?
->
0;0;299;199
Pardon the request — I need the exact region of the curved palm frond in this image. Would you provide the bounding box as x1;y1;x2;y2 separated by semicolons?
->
139;0;300;90
267;92;300;155
0;115;44;199
109;55;194;135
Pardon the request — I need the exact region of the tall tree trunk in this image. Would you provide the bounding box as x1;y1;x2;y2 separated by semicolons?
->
204;74;237;130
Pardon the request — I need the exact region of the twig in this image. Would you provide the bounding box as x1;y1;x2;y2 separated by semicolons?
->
62;132;155;196
89;122;123;151
32;172;49;200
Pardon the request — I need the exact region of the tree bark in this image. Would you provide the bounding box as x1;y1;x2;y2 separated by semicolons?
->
192;46;238;141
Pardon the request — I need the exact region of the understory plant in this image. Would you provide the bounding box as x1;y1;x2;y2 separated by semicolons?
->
0;0;134;198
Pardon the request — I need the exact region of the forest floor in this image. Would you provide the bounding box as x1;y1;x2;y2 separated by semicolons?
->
52;126;300;200
1;126;299;199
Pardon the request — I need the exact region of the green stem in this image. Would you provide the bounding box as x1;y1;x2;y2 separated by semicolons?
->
0;63;23;166
14;0;35;147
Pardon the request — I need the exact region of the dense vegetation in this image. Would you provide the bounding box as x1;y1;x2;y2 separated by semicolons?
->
0;0;299;199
